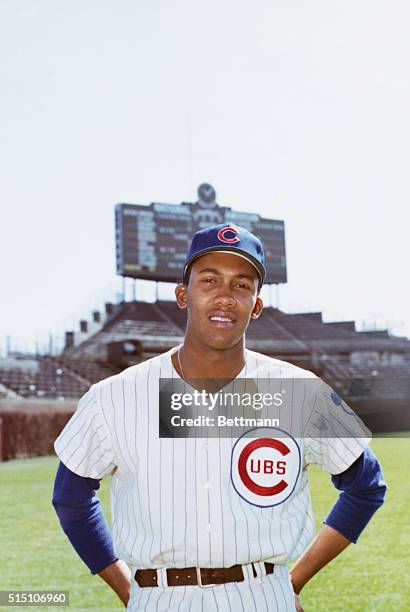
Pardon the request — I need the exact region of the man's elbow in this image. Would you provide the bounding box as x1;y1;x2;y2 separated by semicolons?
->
367;479;387;510
376;480;387;505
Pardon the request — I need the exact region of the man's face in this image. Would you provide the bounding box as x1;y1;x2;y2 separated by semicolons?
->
175;252;263;351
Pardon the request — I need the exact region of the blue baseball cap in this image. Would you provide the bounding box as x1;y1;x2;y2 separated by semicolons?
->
183;223;266;288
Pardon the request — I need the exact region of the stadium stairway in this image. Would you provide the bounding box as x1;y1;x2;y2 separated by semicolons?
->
0;357;88;399
0;381;22;400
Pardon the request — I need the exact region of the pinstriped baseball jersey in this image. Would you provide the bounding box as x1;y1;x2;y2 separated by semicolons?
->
54;345;370;609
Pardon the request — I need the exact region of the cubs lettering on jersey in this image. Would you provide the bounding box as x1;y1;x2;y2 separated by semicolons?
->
231;429;301;508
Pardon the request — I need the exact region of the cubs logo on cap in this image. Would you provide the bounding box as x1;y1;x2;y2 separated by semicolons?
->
183;223;266;288
217;226;240;244
231;428;301;507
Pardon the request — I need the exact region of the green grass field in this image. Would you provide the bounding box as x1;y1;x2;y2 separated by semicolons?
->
1;437;409;611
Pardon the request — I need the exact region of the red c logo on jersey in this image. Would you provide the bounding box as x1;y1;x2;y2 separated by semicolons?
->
217;226;240;244
231;429;301;507
238;438;290;496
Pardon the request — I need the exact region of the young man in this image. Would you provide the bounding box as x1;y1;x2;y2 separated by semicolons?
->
53;223;386;611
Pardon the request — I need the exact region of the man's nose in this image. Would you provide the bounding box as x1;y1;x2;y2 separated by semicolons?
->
214;284;237;307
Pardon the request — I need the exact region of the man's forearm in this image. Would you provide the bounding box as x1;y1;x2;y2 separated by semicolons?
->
99;560;132;607
290;524;350;595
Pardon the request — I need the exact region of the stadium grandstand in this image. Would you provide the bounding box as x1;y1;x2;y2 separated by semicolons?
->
1;187;409;460
1;297;409;435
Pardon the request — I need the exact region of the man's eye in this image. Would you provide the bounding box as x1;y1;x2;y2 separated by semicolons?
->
235;283;250;290
202;278;216;283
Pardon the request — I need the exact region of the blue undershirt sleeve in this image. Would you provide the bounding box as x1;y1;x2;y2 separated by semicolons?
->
324;446;387;543
52;461;118;574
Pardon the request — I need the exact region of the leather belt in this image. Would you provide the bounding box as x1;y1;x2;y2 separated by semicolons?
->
135;562;275;588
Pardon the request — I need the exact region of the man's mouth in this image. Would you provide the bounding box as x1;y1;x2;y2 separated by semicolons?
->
208;312;236;326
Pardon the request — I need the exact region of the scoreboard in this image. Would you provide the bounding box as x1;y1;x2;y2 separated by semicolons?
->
115;185;287;284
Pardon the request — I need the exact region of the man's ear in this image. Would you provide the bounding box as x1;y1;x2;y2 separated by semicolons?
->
251;296;264;319
175;283;188;309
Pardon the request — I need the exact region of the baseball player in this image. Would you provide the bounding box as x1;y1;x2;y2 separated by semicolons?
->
52;223;386;611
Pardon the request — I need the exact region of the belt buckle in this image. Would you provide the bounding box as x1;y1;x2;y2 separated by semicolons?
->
196;567;216;588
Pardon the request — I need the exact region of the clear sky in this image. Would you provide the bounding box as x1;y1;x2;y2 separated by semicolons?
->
1;0;409;354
